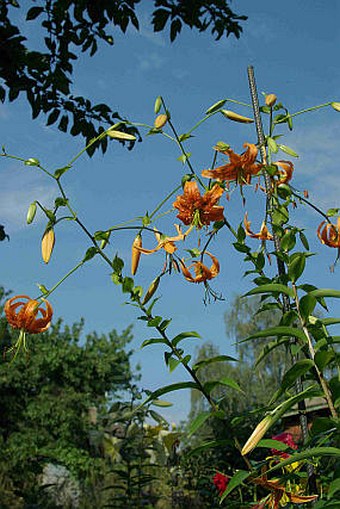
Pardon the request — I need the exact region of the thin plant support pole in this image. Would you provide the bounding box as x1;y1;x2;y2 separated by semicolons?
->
247;65;315;482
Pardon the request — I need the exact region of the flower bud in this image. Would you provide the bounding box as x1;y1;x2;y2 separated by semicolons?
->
154;114;168;129
26;202;37;224
131;234;142;275
265;94;277;107
241;414;273;455
106;129;136;141
142;276;160;305
41;227;55;264
221;110;254;123
331;102;340;112
154;96;162;114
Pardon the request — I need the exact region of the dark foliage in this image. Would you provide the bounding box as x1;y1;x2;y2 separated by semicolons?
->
0;1;247;155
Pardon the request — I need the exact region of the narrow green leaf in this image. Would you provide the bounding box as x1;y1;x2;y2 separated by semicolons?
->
177;152;191;164
266;447;340;474
314;351;335;370
299;294;317;321
122;276;134;293
244;326;307;343
147;316;162;327
321;317;340;326
205;99;226;114
54;165;71;178
83;247;98;262
165;356;179;372
310;289;340;299
172;331;201;347
281;359;314;392
255;337;291;366
178;133;193;142
187;412;211;437
328;478;340;499
145;382;200;404
151;399;173;408
257;439;289;451
193;355;237;372
267;136;278;153
245;284;294;298
185;439;232;458
204;377;243;394
220;470;251;501
288;252;306;282
141;338;166;348
277;144;299;157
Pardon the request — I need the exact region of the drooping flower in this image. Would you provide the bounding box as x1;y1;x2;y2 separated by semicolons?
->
273;160;294;184
180;252;220;283
5;295;53;334
173;181;224;228
213;472;230;496
202;143;262;185
271;432;298;459
135;224;189;255
244;213;273;241
252;470;318;508
317;217;340;248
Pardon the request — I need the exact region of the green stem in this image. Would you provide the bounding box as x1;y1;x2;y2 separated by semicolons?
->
292;283;338;419
37;260;84;300
275;102;332;124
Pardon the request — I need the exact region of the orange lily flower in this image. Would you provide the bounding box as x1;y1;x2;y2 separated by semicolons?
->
173;181;224;228
244;213;273;241
252;471;318;508
317;217;340;248
180;252;220;283
273;160;294;184
135;224;190;255
5;295;53;334
202;143;262;185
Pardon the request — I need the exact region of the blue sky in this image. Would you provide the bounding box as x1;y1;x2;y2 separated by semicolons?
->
1;1;340;422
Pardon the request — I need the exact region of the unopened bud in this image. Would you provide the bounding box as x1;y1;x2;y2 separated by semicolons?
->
241;414;272;455
27;202;37;224
131;234;142;275
331;102;340;112
303;190;309;199
142;276;160;304
265;94;277;107
41;228;55;264
154;96;162;114
107;129;136;141
154;114;168;129
221;110;254;124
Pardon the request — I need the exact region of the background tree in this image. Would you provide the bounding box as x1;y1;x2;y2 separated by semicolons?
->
190;295;289;419
0;0;247;155
0;286;134;506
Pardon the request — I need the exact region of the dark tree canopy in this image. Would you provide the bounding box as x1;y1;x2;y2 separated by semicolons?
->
0;0;247;155
0;286;134;503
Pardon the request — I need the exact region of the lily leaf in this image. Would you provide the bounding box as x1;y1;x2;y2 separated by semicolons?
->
245;283;294;299
220;470;251;501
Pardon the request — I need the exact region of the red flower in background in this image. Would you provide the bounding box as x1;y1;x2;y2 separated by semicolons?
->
213;472;230;496
271;432;297;459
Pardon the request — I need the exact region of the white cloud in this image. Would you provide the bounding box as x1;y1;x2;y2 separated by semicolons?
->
283;120;340;209
138;52;165;72
0;163;57;231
